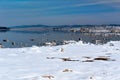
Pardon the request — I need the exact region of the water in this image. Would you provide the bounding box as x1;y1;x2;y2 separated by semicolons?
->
0;30;120;48
0;30;78;48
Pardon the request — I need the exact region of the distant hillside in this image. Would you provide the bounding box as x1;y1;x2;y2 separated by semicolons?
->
11;25;50;28
10;24;86;29
10;24;120;29
0;26;10;31
9;25;83;32
9;24;120;32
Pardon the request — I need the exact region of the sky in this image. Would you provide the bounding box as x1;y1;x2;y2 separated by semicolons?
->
0;0;120;27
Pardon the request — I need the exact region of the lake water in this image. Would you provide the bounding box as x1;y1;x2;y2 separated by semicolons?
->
0;30;120;48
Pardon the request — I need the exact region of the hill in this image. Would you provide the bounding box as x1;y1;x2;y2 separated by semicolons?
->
0;26;10;32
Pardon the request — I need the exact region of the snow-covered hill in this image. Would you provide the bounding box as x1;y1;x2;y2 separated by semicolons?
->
0;41;120;80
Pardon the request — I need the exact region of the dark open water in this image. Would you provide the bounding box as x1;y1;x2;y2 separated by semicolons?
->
0;30;120;48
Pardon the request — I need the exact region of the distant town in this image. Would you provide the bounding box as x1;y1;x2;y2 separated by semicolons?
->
52;25;120;33
1;24;120;33
5;24;120;33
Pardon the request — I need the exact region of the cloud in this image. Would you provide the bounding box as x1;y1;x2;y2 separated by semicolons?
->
1;0;120;13
34;0;120;11
75;0;120;7
24;0;120;12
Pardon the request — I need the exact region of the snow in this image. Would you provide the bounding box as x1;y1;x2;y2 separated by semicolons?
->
0;41;120;80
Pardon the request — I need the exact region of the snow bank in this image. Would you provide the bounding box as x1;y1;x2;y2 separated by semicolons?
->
0;41;120;80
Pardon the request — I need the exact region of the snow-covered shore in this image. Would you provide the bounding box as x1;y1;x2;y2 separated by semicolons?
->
0;41;120;80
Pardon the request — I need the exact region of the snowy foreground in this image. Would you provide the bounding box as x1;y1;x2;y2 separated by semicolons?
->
0;41;120;80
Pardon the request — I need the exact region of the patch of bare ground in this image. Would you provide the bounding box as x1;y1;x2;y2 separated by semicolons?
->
82;56;115;62
62;69;73;72
82;60;94;62
42;75;54;79
94;57;109;61
116;49;120;51
46;56;115;63
60;48;64;52
60;58;79;61
46;57;79;61
94;56;115;61
89;75;95;80
82;56;91;59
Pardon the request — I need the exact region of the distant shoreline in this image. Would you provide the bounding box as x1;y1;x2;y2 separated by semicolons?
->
0;26;10;32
